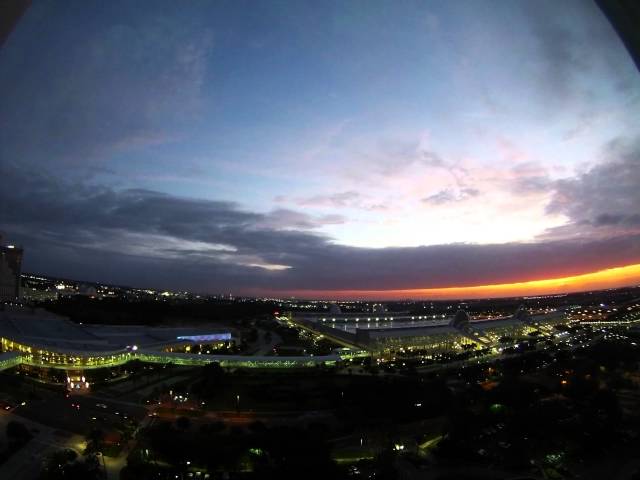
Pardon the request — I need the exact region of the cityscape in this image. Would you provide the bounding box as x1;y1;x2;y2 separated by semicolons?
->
2;1;640;480
2;241;640;479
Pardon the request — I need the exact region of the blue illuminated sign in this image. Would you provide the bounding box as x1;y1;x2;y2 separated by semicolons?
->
176;333;232;342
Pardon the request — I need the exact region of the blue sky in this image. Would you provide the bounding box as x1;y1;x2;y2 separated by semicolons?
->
1;0;639;296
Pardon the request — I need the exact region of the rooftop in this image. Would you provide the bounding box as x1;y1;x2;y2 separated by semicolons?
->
0;306;234;353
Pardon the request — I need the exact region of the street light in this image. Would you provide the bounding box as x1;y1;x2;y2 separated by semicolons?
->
236;394;240;410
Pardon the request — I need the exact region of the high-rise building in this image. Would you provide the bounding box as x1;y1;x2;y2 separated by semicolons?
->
0;238;23;302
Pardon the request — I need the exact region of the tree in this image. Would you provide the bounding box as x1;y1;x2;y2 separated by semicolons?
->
41;449;102;480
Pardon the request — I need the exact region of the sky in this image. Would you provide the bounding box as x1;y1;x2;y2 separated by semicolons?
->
1;0;639;299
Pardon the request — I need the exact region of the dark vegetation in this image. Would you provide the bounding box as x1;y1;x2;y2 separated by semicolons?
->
434;339;640;477
124;421;348;480
129;336;640;479
37;449;102;480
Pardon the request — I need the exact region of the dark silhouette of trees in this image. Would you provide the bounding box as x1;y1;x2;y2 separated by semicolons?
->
38;450;101;480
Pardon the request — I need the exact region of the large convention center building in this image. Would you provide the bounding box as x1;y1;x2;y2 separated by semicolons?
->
0;306;340;388
286;306;571;358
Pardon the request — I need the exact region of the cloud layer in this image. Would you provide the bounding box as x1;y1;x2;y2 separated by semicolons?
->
545;137;640;239
1;0;639;297
2;152;639;295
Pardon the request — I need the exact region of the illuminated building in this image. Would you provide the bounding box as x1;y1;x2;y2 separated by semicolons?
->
0;306;340;387
287;306;570;358
0;239;23;302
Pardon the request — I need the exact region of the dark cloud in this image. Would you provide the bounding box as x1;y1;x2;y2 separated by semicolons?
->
285;235;640;292
544;136;640;238
0;162;328;266
260;209;346;230
594;214;640;227
2;162;638;295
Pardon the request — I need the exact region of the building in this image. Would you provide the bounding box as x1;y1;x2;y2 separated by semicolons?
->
0;239;23;302
0;306;340;388
286;306;570;358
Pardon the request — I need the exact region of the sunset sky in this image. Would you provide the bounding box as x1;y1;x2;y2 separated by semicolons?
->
285;264;640;301
1;0;639;299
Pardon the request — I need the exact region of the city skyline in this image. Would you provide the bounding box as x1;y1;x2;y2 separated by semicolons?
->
1;0;639;298
2;3;640;479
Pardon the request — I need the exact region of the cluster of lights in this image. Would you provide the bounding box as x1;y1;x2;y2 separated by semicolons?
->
66;375;89;390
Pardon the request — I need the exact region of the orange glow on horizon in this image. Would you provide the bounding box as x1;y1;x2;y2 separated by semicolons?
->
284;263;640;301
